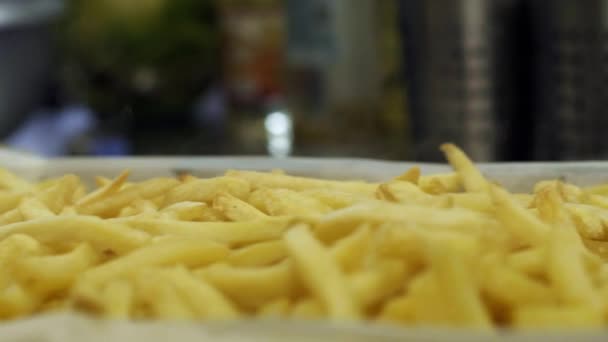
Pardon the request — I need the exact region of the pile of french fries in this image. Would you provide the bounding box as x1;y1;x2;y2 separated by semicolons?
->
0;143;607;330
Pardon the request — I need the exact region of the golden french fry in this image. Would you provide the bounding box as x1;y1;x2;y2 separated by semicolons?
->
76;170;130;207
198;260;297;310
418;173;461;194
506;248;545;278
566;204;608;240
284;224;360;320
0;216;149;254
428;237;491;328
14;243;98;296
480;255;554;308
393;166;420;184
379;271;448;324
225;170;377;196
228;240;286;267
212;192;267;221
316;201;494;242
160;201;214;221
377;181;444;207
0;208;23;225
331;224;372;273
18;197;54;220
100;279;133;319
547;226;599;307
0;283;38;318
490;184;550;246
162;266;238;320
0;169;33;192
78;237;228;285
164;177;250;206
78;178;179;217
118;217;291;246
348;259;409;309
36;175;81;213
132;269;194;319
440;143;488;192
300;189;370;209
252;188;332;216
0;192;25;215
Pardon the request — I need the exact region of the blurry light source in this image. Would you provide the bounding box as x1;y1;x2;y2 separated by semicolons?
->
265;110;293;158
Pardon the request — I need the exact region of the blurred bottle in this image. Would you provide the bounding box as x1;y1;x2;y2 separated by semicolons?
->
530;0;608;160
399;0;524;161
284;0;407;159
218;0;286;155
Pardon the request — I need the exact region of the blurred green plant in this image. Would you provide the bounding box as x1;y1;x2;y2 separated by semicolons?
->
61;0;220;121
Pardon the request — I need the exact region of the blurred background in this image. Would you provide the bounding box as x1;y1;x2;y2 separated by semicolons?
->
1;0;606;161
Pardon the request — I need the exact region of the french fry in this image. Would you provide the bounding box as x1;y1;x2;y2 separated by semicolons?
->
0;283;38;318
162;266;239;320
379;271;448;324
36;174;81;213
300;189;370;209
284;224;360;320
227;240;287;267
480;255;555;308
252;188;332;216
0;192;24;215
118;217;291;246
76;170;130;208
393;166;420;184
78;238;228;285
132;269;194;319
225;170;377;196
440;143;488;192
418;173;461;194
159;201;211;221
0;208;23;225
0;216;149;254
0;169;33;192
331;224;372;273
163;177;250;206
100;279;133;319
14;243;98;296
212;192;267;221
18;197;55;220
197;260;297;310
348;259;409;309
78;178;179;217
547;226;599;307
427;237;492;328
490;184;550;246
316;201;494;242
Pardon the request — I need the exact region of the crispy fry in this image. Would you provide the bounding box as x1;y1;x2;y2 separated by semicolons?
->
285;224;360;320
0;216;149;254
440;143;488;192
198;260;297;310
212;192;267;221
78;178;179;217
227;240;286;267
164;177;250;206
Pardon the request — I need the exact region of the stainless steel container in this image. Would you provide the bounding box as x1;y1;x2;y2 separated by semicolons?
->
399;0;521;161
0;0;63;137
530;0;608;160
